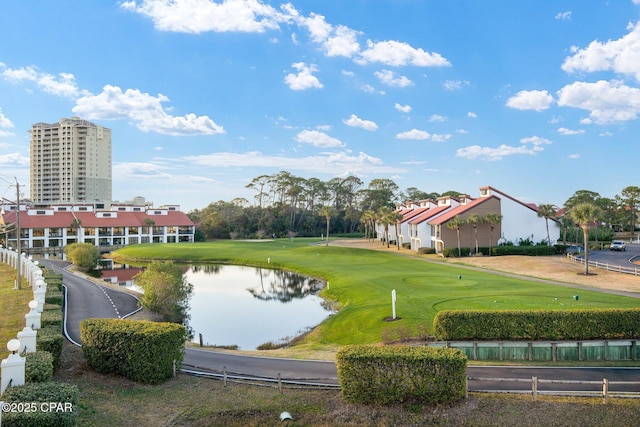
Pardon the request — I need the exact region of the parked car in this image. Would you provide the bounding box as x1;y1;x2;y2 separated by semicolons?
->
610;240;626;251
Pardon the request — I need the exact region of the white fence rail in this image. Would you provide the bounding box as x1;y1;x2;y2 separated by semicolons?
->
467;376;640;401
567;254;640;276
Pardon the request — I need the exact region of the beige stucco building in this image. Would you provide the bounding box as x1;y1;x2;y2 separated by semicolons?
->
29;117;112;204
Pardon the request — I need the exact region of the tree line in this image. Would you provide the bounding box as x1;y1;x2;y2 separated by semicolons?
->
187;171;640;243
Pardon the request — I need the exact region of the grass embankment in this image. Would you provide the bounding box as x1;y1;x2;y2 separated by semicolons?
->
0;263;32;359
112;239;640;348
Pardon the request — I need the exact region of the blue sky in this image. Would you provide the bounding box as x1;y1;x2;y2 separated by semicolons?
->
1;1;639;211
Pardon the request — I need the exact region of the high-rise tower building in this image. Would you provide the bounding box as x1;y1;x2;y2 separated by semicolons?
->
29;117;112;204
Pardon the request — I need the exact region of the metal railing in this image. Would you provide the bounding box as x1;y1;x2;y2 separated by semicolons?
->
567;254;640;276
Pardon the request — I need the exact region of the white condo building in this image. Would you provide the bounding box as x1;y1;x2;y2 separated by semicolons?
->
30;117;112;204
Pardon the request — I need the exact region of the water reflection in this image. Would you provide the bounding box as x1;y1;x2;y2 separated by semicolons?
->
186;265;331;350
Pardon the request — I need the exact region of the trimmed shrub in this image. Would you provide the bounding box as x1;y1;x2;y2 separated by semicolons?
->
336;345;467;405
41;310;63;330
80;318;186;384
1;382;78;427
37;325;64;368
433;308;640;341
43;303;62;312
417;247;436;255
442;247;470;257
25;351;54;383
45;289;64;306
491;245;556;256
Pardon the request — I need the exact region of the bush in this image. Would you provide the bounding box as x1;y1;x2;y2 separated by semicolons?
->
41;310;63;330
37;326;64;368
80;318;186;384
25;351;54;383
417;247;436;255
442;247;470;257
45;289;63;306
433;308;640;341
336;345;467;405
1;382;78;427
491;245;556;256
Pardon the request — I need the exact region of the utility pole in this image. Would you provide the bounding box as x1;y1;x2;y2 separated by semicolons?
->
15;178;21;290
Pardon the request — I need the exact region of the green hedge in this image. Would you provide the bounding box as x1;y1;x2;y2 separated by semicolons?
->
42;271;63;291
25;351;54;383
417;247;436;255
80;318;186;384
442;247;471;257
433;309;640;341
336;345;467;405
37;325;64;368
41;310;63;330
491;245;556;256
0;382;78;427
45;289;64;306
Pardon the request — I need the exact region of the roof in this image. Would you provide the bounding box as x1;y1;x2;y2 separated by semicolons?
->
1;209;194;229
408;205;451;225
429;195;500;226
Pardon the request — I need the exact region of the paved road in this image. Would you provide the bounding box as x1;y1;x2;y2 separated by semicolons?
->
51;258;640;392
589;242;640;267
40;260;140;345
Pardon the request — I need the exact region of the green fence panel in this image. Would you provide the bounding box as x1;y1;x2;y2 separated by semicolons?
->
502;342;529;361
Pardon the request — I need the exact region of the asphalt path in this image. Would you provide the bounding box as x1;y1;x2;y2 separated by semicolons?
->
40;260;140;345
50;258;640;392
588;241;640;267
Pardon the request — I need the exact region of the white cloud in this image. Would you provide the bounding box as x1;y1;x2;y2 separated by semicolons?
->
506;89;554;111
300;13;361;57
342;114;378;131
568;153;580;159
456;136;551;160
180;150;404;175
556;80;640;124
1;64;85;98
120;0;289;33
428;114;446;122
443;80;469;90
467;112;477;118
284;62;323;90
295;129;344;147
557;127;585;135
0;109;14;129
431;133;452;142
374;70;413;87
358;40;451;67
396;129;430;140
73;84;225;136
562;21;640;81
555;11;572;20
394;103;412;113
0;152;29;166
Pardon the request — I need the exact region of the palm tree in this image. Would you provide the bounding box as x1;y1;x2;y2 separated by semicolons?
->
537;204;557;245
558;215;574;245
447;215;465;257
377;206;394;248
569;202;602;275
484;212;502;256
319;206;333;247
391;211;404;251
360;210;375;241
466;213;483;255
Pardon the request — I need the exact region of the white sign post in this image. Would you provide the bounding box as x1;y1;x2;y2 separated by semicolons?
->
391;289;397;320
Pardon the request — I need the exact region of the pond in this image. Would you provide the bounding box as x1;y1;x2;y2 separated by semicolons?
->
185;264;332;350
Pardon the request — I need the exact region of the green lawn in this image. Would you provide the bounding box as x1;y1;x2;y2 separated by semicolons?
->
112;239;640;346
0;263;33;359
